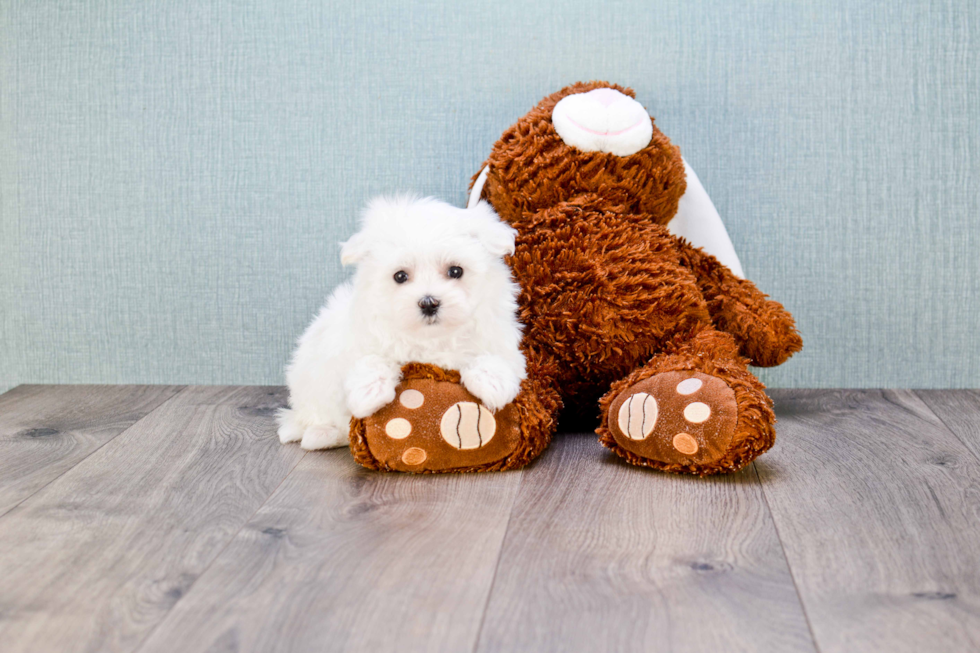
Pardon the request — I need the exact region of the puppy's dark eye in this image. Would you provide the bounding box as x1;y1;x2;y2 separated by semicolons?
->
393;270;409;284
448;266;464;279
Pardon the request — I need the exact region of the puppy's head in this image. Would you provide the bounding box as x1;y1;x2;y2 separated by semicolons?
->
341;196;516;335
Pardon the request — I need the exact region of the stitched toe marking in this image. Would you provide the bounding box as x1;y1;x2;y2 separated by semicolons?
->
617;392;658;440
440;402;496;449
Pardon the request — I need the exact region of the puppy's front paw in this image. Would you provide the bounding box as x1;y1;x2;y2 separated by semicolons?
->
345;356;401;418
460;357;522;413
347;380;398;418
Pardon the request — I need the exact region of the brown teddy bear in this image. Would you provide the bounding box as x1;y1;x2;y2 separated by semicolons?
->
350;81;802;475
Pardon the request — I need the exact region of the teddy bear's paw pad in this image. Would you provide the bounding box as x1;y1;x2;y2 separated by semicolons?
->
440;402;497;449
608;371;737;465
360;379;520;472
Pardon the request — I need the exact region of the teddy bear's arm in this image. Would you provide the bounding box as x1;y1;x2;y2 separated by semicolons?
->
675;240;802;367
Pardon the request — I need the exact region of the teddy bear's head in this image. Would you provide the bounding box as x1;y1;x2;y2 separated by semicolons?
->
476;81;687;226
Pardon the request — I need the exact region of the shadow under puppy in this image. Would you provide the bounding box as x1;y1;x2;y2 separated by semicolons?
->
278;196;526;450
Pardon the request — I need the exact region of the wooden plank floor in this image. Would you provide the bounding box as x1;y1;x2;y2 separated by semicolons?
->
0;386;978;653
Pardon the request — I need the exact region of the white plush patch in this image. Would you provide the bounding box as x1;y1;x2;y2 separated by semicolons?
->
668;158;745;278
384;417;412;439
399;389;424;409
676;378;703;395
467;166;490;209
551;88;653;157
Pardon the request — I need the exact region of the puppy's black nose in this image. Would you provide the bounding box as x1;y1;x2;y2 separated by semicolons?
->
418;296;440;317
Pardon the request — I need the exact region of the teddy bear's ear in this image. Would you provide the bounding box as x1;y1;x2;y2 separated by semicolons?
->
466;201;516;258
668;159;744;278
340;231;370;266
467;166;490;209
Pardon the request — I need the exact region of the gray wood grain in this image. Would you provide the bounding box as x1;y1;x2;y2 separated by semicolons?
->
916;390;980;464
475;432;816;653
761;390;980;653
0;385;304;653
5;386;980;653
136;452;524;653
0;384;183;517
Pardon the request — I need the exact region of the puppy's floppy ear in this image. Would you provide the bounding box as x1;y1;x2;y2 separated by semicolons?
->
466;201;517;258
341;195;393;265
340;231;369;266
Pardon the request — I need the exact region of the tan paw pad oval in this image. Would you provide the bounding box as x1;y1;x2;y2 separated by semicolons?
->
672;432;699;455
384;417;412;439
401;447;427;465
676;378;703;395
683;402;711;424
399;389;424;409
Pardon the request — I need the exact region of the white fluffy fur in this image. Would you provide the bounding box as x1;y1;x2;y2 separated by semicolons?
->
278;196;526;450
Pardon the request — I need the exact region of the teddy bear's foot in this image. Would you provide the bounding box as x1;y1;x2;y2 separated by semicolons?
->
349;363;557;473
354;378;520;472
604;371;738;468
597;328;777;475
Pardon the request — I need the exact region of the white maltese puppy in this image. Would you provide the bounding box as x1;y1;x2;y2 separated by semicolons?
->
278;196;526;450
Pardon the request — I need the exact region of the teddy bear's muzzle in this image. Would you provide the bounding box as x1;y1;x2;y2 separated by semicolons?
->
551;87;654;157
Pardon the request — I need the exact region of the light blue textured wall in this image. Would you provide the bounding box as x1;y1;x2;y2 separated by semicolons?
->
1;0;978;391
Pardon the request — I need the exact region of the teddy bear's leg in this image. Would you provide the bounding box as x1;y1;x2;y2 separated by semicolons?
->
596;327;774;475
676;243;803;367
348;359;561;473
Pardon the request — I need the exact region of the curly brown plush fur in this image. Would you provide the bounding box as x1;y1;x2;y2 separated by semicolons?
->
472;81;802;475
